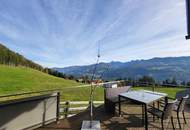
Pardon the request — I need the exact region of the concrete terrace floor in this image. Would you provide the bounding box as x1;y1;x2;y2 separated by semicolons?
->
37;104;190;130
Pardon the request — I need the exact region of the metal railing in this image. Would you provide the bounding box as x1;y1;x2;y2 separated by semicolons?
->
0;89;59;98
59;101;104;118
0;91;60;130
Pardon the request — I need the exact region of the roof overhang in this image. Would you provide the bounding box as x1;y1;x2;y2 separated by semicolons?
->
186;0;190;39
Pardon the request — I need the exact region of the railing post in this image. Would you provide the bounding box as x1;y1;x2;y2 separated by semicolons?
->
56;92;60;123
152;83;155;92
64;101;70;118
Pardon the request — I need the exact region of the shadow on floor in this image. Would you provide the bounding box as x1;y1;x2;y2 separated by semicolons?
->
37;104;190;130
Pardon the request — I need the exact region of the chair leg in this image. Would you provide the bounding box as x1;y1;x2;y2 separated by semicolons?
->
177;112;181;129
153;103;155;122
182;111;187;124
171;116;175;130
153;115;155;122
161;119;164;130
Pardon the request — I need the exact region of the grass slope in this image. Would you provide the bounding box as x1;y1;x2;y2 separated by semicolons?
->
132;87;185;98
0;65;80;93
0;65;104;101
0;65;185;101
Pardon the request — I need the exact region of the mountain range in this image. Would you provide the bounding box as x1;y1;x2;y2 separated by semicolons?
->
53;57;190;82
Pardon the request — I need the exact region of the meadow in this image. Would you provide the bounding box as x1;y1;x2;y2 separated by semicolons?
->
0;65;186;101
0;65;104;101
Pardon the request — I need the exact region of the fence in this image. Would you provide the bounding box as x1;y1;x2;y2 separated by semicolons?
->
59;101;104;118
0;91;60;130
1;80;189;129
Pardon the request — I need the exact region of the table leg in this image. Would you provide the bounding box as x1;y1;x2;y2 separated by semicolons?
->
165;96;168;103
144;104;148;130
119;95;121;116
153;102;155;122
142;104;144;125
157;101;160;109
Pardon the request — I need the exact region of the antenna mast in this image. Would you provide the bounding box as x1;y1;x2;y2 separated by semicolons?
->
89;42;101;128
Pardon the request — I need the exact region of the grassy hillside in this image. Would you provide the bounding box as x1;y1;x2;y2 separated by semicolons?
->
0;65;185;101
0;65;104;101
0;65;80;93
0;43;43;71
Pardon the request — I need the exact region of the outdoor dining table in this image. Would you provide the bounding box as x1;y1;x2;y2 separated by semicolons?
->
118;90;168;130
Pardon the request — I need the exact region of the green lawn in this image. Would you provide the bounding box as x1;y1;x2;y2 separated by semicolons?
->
0;65;104;101
0;65;186;101
0;65;80;94
132;86;185;98
61;86;185;101
60;87;104;101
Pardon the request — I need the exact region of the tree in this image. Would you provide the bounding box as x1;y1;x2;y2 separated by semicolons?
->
187;82;190;86
0;43;78;82
68;75;74;80
138;76;155;84
163;79;171;85
171;77;177;86
181;81;186;86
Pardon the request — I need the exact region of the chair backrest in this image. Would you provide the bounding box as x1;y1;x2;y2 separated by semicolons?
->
103;83;118;88
162;100;177;119
104;86;131;100
177;95;189;112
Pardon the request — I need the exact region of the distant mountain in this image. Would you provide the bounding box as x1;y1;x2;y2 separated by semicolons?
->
54;57;190;82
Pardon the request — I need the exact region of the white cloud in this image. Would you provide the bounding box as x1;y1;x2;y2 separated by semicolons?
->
0;0;188;67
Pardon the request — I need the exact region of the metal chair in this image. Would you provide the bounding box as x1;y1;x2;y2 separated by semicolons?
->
148;100;177;130
104;86;131;114
173;95;189;129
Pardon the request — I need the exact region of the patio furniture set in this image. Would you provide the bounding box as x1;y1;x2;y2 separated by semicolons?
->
104;86;189;130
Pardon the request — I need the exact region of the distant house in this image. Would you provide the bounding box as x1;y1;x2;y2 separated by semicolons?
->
91;79;104;85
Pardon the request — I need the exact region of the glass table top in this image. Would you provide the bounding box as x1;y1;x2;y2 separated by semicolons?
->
119;90;167;104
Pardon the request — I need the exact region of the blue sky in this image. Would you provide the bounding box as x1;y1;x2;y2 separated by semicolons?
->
0;0;189;67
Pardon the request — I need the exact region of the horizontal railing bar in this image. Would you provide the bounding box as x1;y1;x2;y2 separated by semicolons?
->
69;107;87;111
60;101;104;105
60;80;125;89
60;114;76;119
0;89;59;98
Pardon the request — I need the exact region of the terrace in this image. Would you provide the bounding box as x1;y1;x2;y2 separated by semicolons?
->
36;103;190;130
0;82;190;130
0;0;190;130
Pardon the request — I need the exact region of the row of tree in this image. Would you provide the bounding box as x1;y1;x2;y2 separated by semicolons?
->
120;76;190;87
44;68;75;80
0;43;76;80
67;73;190;87
2;43;190;86
0;44;43;71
